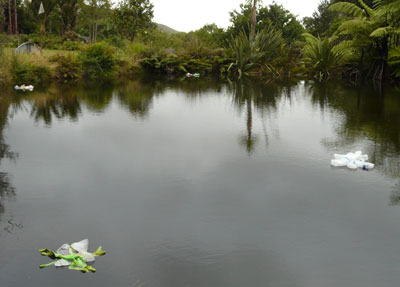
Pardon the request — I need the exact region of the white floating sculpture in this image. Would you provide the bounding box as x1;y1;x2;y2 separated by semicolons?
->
331;151;374;170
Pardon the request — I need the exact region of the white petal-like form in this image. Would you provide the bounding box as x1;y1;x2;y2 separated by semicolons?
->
81;251;95;262
56;244;71;255
55;259;71;267
71;239;89;253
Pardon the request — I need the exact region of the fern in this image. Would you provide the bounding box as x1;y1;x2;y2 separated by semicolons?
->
329;2;365;17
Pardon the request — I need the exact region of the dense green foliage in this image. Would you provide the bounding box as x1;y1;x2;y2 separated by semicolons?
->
1;0;400;85
50;54;82;82
228;2;304;44
226;25;285;78
11;56;51;85
303;33;347;80
113;0;154;41
79;42;115;79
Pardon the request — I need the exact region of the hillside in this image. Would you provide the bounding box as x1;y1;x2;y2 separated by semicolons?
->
157;23;179;34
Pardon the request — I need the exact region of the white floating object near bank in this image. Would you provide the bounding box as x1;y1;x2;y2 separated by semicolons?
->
14;85;34;91
186;72;200;78
331;151;374;170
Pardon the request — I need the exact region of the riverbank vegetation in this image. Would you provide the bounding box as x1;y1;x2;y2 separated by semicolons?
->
0;0;399;86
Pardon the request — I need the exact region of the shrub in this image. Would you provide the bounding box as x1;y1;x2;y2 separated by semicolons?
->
79;42;116;79
11;55;51;85
0;46;12;84
60;41;83;51
62;31;80;42
140;54;230;76
49;54;82;82
123;41;152;58
302;33;347;81
226;25;285;78
30;35;63;50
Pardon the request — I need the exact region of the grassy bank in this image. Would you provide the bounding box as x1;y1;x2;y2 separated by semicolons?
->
0;31;304;87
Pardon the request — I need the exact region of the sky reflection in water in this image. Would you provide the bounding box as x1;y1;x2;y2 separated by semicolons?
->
0;78;399;287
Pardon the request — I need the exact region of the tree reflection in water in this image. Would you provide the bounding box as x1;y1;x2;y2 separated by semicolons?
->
0;93;18;224
5;79;400;207
309;82;400;205
229;79;295;154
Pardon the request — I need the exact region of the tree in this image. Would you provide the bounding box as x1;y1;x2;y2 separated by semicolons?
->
13;0;16;34
8;0;11;34
113;0;154;41
266;3;304;44
80;0;112;43
59;0;80;34
249;0;257;41
29;0;58;35
0;1;5;33
303;0;375;37
188;24;225;48
228;2;304;44
330;0;400;81
303;0;341;37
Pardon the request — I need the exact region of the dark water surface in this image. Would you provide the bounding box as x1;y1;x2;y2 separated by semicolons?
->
0;78;399;287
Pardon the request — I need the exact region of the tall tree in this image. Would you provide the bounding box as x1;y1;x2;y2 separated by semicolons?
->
81;0;112;43
59;0;80;34
13;0;16;34
0;1;5;33
228;2;304;44
330;0;400;81
249;0;257;41
29;0;57;35
8;0;11;34
113;0;154;41
303;0;339;37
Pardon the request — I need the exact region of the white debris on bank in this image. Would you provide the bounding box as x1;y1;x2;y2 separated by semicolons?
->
331;151;374;170
14;85;34;91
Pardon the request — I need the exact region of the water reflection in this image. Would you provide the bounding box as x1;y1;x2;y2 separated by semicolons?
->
309;82;400;204
1;78;400;286
3;78;400;206
0;94;17;223
115;81;155;119
229;80;295;154
29;90;82;125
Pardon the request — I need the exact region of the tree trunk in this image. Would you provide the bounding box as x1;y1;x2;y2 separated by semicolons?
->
381;37;389;80
250;0;257;41
41;20;46;36
357;47;365;84
13;0;17;35
246;96;253;152
8;0;12;35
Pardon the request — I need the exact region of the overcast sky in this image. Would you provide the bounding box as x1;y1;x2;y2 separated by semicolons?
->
150;0;320;32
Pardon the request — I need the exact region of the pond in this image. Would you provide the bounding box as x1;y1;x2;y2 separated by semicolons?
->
0;78;399;287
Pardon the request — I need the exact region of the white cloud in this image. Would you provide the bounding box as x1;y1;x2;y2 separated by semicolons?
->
149;0;320;32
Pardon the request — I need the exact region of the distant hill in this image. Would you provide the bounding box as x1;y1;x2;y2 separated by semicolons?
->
157;23;179;34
